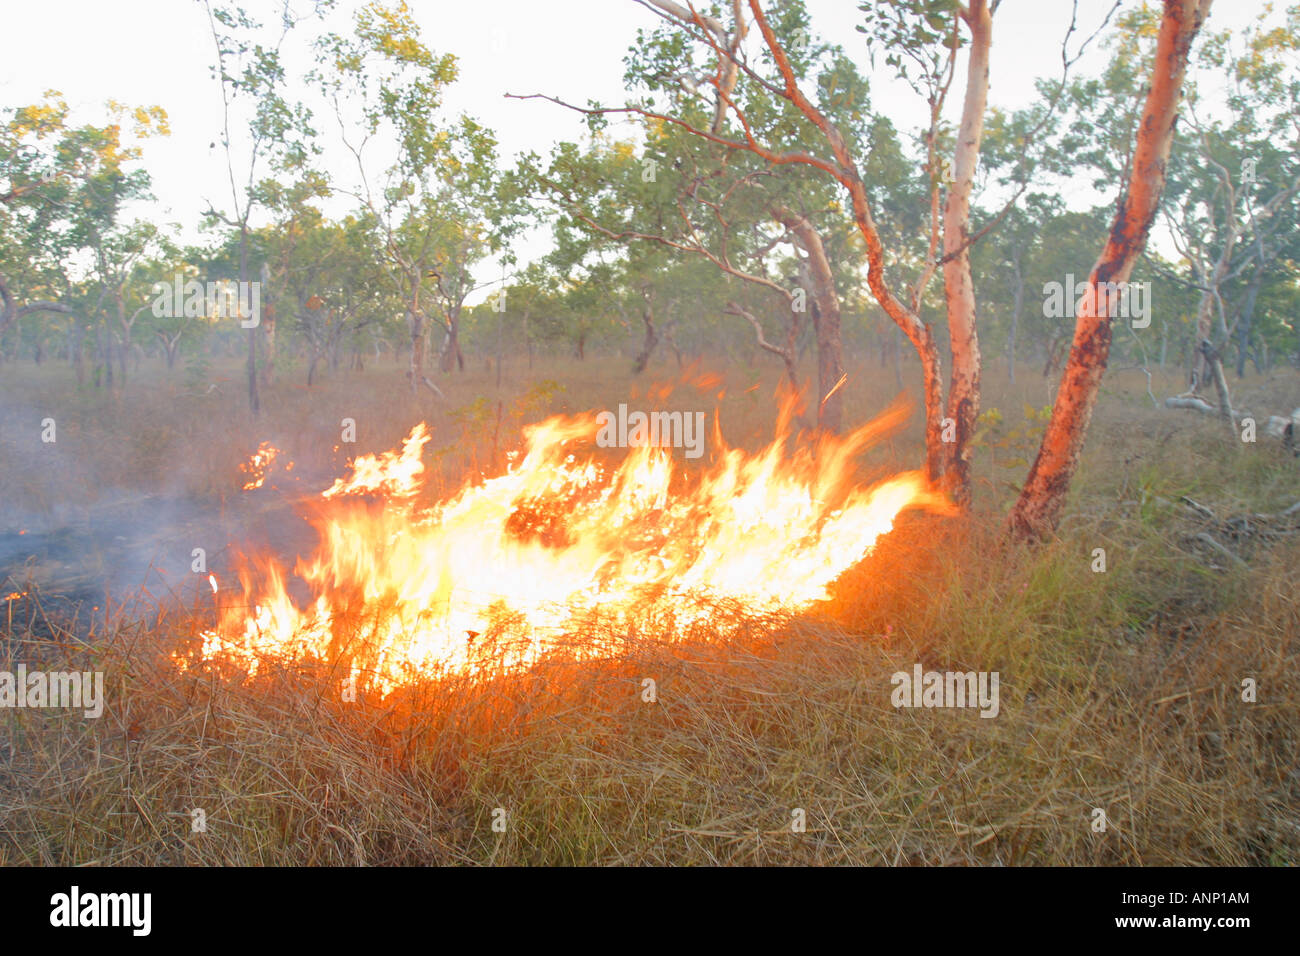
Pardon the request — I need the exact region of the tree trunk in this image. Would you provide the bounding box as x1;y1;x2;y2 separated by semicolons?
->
1233;256;1266;378
74;324;84;386
939;0;992;506
261;263;276;388
439;303;465;373
632;288;658;374
0;276;15;344
1187;199;1239;390
665;317;684;368
100;327;114;389
408;305;425;395
1199;339;1236;438
1007;0;1211;540
241;225;259;413
1189;272;1226;390
495;303;506;388
1007;247;1023;384
775;208;844;433
114;290;129;386
833;126;944;480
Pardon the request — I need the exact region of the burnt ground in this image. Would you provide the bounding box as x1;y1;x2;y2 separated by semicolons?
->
0;489;318;638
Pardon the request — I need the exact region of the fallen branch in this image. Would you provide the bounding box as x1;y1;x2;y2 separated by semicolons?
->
1179;496;1216;521
1165;394;1298;451
1192;532;1246;567
1177;495;1300;569
1165;394;1232;416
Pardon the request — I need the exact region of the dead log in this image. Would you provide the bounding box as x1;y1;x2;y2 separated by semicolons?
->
1263;409;1300;451
1164;394;1299;452
1193;532;1247;567
1164;395;1251;424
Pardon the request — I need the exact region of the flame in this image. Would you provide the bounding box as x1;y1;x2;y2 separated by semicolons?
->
239;442;280;490
322;425;428;499
180;399;949;695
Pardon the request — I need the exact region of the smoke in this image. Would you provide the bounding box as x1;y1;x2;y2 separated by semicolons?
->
0;391;314;635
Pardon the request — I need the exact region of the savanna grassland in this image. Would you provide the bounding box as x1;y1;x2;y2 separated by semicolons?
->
1;351;1297;865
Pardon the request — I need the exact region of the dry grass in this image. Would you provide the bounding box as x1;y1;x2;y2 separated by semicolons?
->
1;351;1298;865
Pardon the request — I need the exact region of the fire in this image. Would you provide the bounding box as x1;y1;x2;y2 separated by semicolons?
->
180;400;949;695
239;442;280;490
322;425;428;499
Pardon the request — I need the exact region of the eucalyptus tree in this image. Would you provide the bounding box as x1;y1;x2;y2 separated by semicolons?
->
257;168;332;385
199;0;330;412
1160;3;1300;384
857;0;998;500
520;0;881;434
529;0;1215;538
315;2;508;394
67;106;165;389
149;245;217;371
1008;0;1213;538
0;93;162;371
266;211;391;385
520;0;1010;497
91;221;171;385
424;174;502;374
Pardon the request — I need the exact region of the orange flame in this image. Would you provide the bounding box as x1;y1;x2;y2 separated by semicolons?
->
180;400;949;695
239;442;281;490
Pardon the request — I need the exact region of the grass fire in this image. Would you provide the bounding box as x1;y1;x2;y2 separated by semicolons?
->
181;399;949;694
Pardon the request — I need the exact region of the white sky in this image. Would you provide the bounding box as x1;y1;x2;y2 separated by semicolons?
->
1;0;1268;299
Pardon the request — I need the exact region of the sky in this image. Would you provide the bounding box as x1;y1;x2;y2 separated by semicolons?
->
0;0;1271;299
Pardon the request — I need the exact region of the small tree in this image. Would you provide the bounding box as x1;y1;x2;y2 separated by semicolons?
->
200;0;327;412
1008;0;1213;539
315;1;507;395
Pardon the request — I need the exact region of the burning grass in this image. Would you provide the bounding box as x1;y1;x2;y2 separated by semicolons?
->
1;357;1297;864
181;395;948;695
